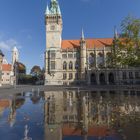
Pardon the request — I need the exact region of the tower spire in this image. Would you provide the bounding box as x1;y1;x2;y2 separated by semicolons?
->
49;0;61;15
81;28;85;40
57;4;61;15
114;26;118;39
45;4;50;15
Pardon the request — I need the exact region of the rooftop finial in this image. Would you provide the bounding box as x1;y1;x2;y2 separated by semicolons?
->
45;4;50;15
114;26;118;39
81;28;85;40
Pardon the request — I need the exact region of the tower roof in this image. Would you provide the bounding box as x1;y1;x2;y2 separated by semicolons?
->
114;26;118;39
45;0;61;16
45;4;50;15
81;28;85;40
62;38;113;49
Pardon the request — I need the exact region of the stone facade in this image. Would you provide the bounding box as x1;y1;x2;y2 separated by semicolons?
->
44;0;140;85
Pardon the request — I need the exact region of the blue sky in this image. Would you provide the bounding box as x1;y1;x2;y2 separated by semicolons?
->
0;0;140;73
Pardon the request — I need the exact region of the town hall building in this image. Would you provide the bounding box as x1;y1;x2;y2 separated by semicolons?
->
44;0;140;85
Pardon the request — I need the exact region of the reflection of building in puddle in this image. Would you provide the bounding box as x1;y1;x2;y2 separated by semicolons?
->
0;99;10;118
0;93;25;127
44;90;140;140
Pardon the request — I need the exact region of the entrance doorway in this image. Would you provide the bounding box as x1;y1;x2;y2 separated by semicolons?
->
90;73;96;85
99;73;106;85
109;73;115;84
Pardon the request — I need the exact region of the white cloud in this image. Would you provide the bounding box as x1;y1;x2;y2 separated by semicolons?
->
0;39;21;51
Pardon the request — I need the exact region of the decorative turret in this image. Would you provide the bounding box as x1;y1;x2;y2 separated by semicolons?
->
80;29;86;46
80;29;87;83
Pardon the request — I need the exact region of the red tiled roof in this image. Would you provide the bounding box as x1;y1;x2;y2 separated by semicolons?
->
62;38;113;49
0;100;10;108
2;64;12;71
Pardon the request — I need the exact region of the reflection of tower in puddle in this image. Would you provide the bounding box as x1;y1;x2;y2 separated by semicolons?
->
8;98;16;127
82;96;89;133
22;125;32;140
82;96;89;140
44;91;63;140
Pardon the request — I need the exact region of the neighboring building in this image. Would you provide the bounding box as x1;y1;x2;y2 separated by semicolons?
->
2;64;12;85
0;46;25;86
0;50;4;86
44;0;140;85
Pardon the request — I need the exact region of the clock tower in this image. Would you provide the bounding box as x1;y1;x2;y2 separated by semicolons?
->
45;0;63;85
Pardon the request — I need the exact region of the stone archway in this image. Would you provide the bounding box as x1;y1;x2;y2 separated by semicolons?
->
90;73;96;85
109;73;115;84
99;73;106;85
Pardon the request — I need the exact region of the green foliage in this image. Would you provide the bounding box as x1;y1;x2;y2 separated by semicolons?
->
30;65;42;76
109;15;140;68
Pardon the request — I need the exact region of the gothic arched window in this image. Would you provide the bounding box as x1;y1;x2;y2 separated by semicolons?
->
63;61;67;70
69;73;73;80
89;53;95;68
97;52;104;68
75;61;79;70
69;61;73;70
63;73;67;80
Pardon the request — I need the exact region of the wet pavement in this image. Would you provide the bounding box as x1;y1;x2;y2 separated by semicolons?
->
0;89;139;140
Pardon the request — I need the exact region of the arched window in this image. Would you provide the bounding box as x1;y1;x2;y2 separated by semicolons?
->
63;73;67;80
89;53;95;68
69;61;73;70
97;52;104;68
69;73;73;80
63;61;67;70
75;61;79;70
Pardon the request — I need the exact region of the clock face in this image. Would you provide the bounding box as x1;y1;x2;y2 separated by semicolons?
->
50;25;55;30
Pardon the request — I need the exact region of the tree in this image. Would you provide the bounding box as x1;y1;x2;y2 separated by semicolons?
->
110;15;140;67
30;66;42;76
